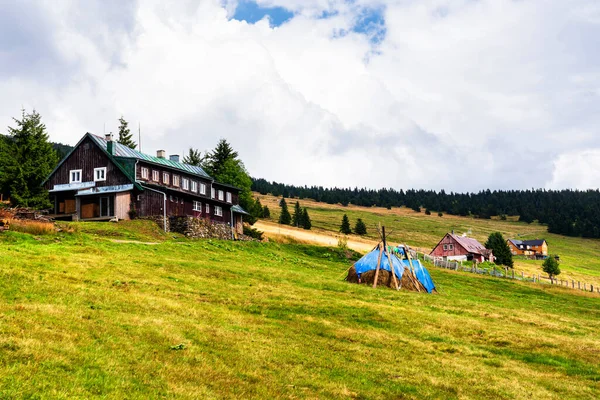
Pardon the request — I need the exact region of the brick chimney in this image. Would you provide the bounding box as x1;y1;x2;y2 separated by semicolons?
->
157;150;166;159
106;132;115;155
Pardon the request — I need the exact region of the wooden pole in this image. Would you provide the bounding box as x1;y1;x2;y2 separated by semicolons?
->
381;227;400;290
372;243;383;289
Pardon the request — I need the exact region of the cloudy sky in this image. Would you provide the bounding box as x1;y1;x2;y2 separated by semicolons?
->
1;0;599;192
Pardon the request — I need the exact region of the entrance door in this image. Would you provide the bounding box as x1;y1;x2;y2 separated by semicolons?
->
100;197;111;217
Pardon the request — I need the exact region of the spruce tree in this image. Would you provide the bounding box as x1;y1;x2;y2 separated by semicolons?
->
202;139;255;224
182;148;203;166
302;208;311;230
279;198;291;225
0;109;58;208
291;201;303;227
340;214;351;234
117;116;136;149
202;139;238;178
262;205;271;219
484;232;514;267
354;218;367;235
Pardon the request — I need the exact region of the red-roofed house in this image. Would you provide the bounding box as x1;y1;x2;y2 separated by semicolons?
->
430;232;494;263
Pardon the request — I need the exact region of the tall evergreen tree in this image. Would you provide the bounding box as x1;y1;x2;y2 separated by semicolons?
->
279;197;291;225
302;208;311;230
340;214;351;234
291;201;303;227
262;205;271;219
202;139;238;178
117;116;136;149
182;148;203;166
201;139;257;224
354;218;367;235
484;232;514;267
0;109;59;208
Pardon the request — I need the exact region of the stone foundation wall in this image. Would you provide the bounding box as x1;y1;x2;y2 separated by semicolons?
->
169;216;233;240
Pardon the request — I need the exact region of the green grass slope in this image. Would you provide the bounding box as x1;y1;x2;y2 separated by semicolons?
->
257;194;600;286
1;223;599;399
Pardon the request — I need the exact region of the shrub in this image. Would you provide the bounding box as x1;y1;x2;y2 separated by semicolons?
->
337;236;348;251
542;256;561;281
243;226;264;240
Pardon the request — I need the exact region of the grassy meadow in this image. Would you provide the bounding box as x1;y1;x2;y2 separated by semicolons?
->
256;194;600;287
1;221;599;399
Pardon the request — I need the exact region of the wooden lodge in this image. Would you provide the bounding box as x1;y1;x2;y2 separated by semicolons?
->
43;133;249;234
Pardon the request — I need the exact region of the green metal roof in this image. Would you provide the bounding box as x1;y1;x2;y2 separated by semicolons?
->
231;204;250;215
89;134;213;180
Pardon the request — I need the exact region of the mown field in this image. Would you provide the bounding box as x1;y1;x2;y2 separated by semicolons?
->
256;194;600;287
1;221;599;399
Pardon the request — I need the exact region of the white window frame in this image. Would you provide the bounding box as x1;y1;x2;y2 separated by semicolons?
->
163;172;170;185
191;181;198;193
443;244;448;251
182;178;189;191
141;167;149;180
214;205;223;216
226;192;232;203
70;169;82;183
218;190;224;201
152;170;159;182
173;175;180;187
449;244;454;250
200;183;206;195
205;203;210;213
93;167;106;182
170;195;174;202
211;187;215;198
193;201;202;211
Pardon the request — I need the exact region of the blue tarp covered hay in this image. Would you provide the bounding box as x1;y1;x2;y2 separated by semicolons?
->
395;247;436;293
346;247;432;292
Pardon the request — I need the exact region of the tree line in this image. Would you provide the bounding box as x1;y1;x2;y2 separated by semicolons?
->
252;178;600;238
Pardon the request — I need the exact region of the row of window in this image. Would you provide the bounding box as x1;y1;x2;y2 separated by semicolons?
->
141;167;232;203
170;197;223;216
70;168;106;183
443;244;454;251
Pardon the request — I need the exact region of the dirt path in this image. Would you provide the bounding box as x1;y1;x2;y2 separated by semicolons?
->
254;220;377;253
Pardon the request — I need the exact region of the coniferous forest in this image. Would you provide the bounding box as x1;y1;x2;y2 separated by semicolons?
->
251;178;600;239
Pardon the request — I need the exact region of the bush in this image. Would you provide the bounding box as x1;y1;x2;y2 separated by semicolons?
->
542;256;561;281
438;212;443;217
337;236;348;251
243;226;264;240
425;209;431;215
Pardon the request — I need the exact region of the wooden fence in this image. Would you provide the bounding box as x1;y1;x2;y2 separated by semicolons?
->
411;251;600;294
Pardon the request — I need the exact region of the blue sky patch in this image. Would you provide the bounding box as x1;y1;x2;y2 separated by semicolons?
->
352;6;386;44
232;1;294;27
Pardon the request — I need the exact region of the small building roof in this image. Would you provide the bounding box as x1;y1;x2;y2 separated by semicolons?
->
449;233;488;255
231;204;250;215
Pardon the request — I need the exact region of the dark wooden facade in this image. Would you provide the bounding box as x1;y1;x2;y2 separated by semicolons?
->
45;136;131;189
44;133;245;232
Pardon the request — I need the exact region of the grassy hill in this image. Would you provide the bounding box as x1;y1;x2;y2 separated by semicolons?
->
1;220;599;399
256;193;600;288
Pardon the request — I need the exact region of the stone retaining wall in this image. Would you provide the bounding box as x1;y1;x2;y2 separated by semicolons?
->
169;216;233;240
